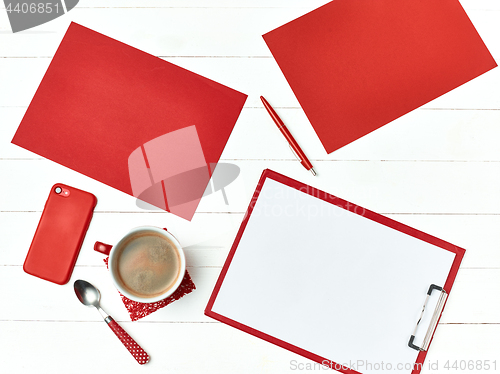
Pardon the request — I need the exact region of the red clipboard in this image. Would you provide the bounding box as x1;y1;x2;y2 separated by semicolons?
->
205;169;465;374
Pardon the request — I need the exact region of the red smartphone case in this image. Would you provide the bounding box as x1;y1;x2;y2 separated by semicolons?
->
23;184;97;285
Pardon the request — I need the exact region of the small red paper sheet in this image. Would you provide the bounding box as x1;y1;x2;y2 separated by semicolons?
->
12;22;247;221
263;0;497;154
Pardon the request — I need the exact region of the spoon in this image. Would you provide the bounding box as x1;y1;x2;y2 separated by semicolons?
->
74;279;150;365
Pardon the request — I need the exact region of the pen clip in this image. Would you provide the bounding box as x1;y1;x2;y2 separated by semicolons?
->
289;144;302;163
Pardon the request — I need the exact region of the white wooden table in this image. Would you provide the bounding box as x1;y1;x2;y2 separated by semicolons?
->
0;1;499;373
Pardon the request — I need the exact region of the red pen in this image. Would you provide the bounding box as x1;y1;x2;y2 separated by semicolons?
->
260;96;316;176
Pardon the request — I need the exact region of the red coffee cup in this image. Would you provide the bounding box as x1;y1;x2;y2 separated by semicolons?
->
95;226;186;303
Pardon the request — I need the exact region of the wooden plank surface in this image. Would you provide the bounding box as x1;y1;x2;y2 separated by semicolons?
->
0;0;498;373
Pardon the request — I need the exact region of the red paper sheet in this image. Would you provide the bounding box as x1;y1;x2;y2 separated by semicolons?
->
12;23;247;220
263;0;497;154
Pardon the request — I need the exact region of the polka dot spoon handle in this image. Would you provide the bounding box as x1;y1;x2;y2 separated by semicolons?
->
106;317;150;365
74;280;150;365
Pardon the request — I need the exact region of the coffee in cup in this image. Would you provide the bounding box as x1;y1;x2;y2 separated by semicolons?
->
95;226;186;303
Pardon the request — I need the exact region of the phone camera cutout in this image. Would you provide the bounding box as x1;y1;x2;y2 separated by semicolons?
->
55;186;71;197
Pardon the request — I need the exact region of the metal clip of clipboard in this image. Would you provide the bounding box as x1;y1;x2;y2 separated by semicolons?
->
408;284;448;351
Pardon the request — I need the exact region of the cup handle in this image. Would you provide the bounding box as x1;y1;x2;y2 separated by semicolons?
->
94;241;113;256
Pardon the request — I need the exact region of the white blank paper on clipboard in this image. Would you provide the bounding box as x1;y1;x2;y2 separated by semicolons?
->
210;177;457;374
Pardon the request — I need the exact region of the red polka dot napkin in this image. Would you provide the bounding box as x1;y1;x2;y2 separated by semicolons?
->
104;257;196;321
